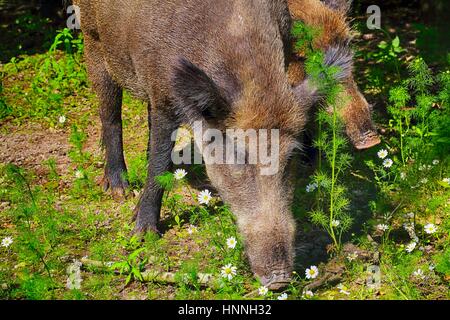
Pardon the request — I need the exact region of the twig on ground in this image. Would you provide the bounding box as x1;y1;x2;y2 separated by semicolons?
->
80;257;217;288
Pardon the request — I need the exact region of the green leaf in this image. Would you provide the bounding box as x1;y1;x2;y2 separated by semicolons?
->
155;172;175;191
392;36;400;48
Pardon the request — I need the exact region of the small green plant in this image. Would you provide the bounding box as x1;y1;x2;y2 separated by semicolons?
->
360;33;406;95
368;57;449;195
112;244;147;285
1;28;87;125
373;35;404;76
293;22;353;252
0;82;12;120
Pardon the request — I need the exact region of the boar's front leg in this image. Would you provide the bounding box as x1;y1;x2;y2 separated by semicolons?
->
85;41;129;198
133;104;177;234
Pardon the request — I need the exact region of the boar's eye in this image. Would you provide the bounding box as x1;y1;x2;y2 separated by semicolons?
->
171;57;229;123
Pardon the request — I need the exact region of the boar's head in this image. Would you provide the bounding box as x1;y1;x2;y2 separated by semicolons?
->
288;0;381;150
288;61;380;150
170;46;352;289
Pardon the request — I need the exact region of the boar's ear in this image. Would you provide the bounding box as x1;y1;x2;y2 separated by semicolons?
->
321;0;352;13
171;57;228;123
293;45;353;103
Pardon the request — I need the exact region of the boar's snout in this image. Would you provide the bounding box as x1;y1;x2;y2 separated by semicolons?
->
341;84;381;150
352;129;381;150
260;270;292;290
242;217;295;292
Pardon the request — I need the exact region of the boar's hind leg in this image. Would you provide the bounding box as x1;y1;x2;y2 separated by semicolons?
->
85;41;128;198
133;105;177;234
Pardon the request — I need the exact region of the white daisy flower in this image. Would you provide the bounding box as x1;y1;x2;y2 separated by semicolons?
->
442;178;450;185
302;290;314;298
424;223;437;234
305;266;319;279
59;115;66;124
226;237;237;249
429;264;436;271
405;242;417;253
258;286;269;296
75;170;84;179
187;225;197;235
173;169;187;180
377;224;389;232
347;251;359;262
337;284;350;295
198;189;212;205
221;264;237;280
400;172;407;180
1;236;13;248
420;178;429;184
306;182;318;193
377;149;388;159
432;160;440;165
383;158;393;168
413;268;425;279
331;220;340;228
277;293;288;300
66;260;83;290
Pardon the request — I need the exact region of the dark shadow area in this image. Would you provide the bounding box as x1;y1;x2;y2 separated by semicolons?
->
0;0;68;62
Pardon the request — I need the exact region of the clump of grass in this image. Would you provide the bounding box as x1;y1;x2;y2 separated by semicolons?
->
1;28;87;126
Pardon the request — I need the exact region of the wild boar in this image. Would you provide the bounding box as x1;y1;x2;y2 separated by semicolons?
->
74;0;352;289
287;0;381;150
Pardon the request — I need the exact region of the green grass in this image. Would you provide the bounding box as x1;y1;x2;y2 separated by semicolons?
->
0;26;449;300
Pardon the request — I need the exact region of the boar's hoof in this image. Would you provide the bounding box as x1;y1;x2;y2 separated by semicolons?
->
132;207;162;237
260;271;292;291
132;221;161;237
101;173;129;199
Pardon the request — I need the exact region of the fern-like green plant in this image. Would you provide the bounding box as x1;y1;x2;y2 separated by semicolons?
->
293;22;353;252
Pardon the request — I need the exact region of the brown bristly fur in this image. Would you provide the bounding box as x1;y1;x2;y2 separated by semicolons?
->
288;0;350;52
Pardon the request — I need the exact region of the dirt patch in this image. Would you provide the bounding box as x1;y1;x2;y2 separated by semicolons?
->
0;123;71;175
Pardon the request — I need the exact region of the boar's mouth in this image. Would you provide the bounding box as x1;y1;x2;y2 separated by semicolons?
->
352;130;381;150
260;271;292;291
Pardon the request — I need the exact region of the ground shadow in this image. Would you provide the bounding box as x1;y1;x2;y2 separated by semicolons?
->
0;1;67;63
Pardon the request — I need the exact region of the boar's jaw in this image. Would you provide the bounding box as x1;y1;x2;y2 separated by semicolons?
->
355;132;381;150
352;130;381;150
